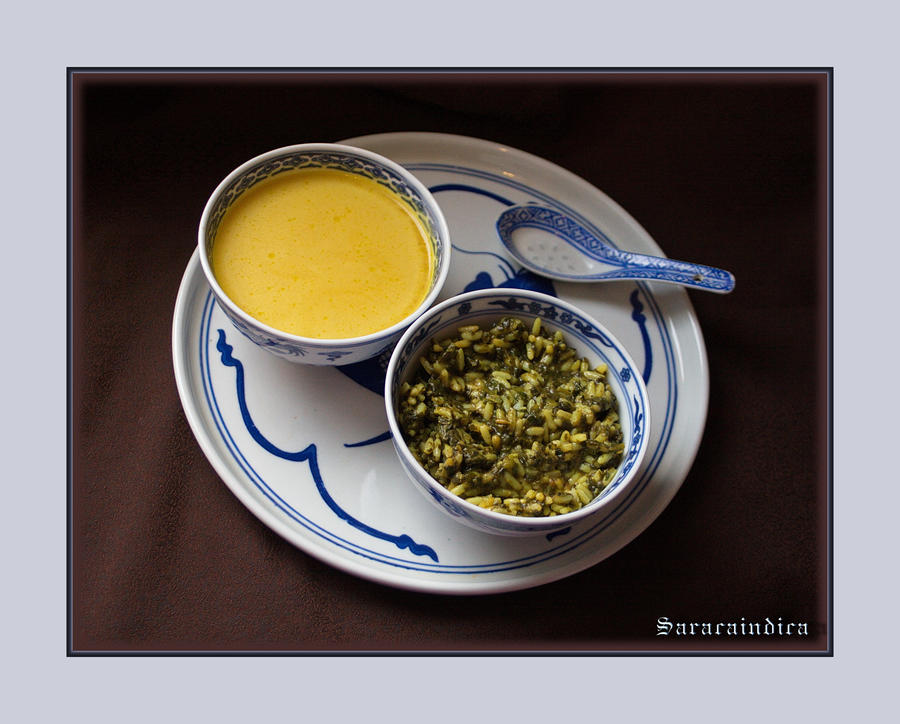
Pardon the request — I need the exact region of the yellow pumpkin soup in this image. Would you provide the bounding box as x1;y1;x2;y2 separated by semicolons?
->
211;167;433;339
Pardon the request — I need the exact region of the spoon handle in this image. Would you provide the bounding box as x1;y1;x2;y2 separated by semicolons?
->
587;250;736;292
497;205;735;293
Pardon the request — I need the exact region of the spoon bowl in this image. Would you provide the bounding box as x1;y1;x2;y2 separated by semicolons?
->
497;205;735;293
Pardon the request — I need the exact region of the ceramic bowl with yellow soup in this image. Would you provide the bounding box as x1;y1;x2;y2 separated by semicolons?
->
198;143;451;365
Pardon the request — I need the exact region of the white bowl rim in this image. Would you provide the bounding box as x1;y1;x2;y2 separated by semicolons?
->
197;142;452;348
384;287;651;531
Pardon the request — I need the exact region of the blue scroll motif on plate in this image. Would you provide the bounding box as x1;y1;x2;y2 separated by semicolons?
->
215;328;439;562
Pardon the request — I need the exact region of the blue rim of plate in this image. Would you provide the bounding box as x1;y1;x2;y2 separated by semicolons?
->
193;160;679;576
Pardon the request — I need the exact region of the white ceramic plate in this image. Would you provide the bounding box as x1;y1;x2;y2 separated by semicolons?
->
172;132;709;594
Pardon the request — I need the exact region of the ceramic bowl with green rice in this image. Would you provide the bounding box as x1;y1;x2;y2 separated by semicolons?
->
384;288;650;537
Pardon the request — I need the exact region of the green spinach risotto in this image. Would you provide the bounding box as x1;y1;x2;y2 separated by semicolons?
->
397;316;624;517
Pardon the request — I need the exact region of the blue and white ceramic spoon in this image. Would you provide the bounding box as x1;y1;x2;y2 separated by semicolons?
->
496;205;735;293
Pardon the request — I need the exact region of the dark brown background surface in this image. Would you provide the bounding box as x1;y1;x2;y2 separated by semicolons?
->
70;70;829;653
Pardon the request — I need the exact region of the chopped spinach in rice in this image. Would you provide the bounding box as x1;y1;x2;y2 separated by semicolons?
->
397;316;624;517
